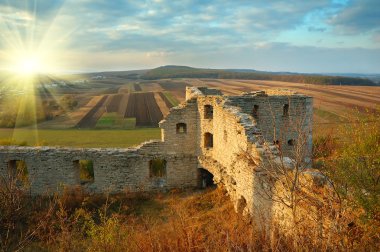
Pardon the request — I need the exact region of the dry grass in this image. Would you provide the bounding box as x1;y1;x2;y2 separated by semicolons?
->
1;182;379;252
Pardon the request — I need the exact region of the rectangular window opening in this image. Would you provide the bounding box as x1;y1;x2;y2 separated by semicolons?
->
252;105;259;119
149;159;167;178
176;123;187;134
74;160;94;184
204;105;213;119
204;132;213;148
283;104;289;116
8;160;29;186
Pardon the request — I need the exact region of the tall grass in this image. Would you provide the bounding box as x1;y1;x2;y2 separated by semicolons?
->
1;184;378;251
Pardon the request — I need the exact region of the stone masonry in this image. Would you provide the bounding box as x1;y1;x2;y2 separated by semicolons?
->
0;86;313;220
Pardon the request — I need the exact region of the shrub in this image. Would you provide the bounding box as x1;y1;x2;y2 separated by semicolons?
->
324;110;380;219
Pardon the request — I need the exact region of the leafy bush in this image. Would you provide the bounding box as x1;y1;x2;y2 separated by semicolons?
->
323;110;380;219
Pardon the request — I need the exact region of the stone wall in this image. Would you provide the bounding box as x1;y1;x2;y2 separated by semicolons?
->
0;143;198;195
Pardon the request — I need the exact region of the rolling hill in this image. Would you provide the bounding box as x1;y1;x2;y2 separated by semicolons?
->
141;65;377;86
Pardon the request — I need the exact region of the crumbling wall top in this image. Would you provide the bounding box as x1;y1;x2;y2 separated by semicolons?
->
197;87;223;96
186;86;223;100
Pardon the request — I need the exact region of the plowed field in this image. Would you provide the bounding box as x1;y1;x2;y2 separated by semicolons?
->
75;95;108;128
105;94;123;112
125;92;163;127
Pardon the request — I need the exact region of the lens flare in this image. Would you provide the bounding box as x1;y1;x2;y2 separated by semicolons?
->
16;55;42;75
0;0;78;144
5;50;55;77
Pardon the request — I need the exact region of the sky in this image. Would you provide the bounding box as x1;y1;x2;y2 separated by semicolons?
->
0;0;379;73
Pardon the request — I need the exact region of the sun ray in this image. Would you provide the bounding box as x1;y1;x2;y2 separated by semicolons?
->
0;0;83;142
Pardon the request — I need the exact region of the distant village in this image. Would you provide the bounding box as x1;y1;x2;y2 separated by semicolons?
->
0;75;108;97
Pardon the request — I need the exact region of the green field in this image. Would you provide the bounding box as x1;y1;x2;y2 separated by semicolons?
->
0;128;161;148
96;113;136;129
163;91;179;106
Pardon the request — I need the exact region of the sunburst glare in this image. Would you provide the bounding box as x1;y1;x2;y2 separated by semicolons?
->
14;54;42;75
0;0;77;144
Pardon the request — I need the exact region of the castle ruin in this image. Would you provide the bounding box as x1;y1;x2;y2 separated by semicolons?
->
0;86;313;219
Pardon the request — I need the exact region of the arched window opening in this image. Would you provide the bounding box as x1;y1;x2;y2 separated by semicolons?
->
204;132;213;148
176;123;187;134
252;105;259;118
204;105;213;119
283;104;289;116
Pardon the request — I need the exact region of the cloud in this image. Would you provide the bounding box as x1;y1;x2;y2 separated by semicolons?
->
308;26;326;32
0;7;33;22
0;0;334;53
373;32;380;43
328;0;380;34
0;0;377;72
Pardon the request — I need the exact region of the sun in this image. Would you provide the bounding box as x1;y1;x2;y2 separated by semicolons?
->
2;48;59;77
16;55;42;75
10;53;47;76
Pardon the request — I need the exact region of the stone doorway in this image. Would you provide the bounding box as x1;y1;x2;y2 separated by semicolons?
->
198;168;215;188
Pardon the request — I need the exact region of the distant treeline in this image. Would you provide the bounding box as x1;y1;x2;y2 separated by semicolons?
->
141;66;377;86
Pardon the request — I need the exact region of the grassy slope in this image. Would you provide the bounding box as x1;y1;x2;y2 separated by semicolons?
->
0;128;160;148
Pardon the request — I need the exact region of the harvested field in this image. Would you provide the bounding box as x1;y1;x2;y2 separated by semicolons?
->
171;90;186;102
154;92;170;116
158;80;187;101
158;80;188;91
118;94;130;116
159;92;173;108
125;92;163;127
84;96;104;107
75;95;108;128
37;96;103;129
118;85;130;93
192;79;380;115
140;82;164;92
